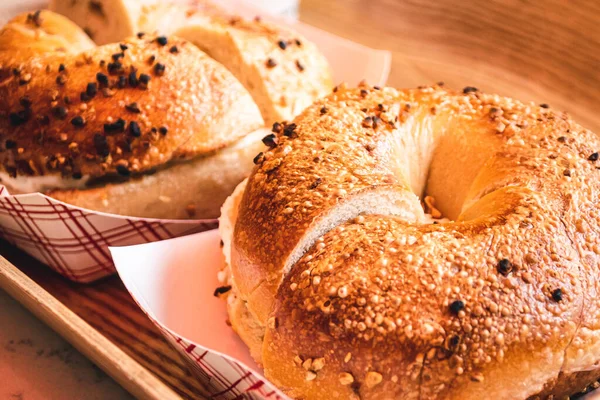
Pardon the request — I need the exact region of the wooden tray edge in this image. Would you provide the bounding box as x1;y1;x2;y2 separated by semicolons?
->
0;255;182;400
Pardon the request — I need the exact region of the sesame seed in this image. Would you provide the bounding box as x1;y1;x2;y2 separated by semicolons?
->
589;152;599;161
277;40;287;50
449;300;465;315
365;371;383;388
296;60;305;72
305;371;316;381
312;357;325;371
320;106;328;115
56;75;67;85
339;372;354;385
58;64;66;72
295;38;302;46
137;32;145;39
119;43;128;51
158;126;168;135
540;103;549;108
111;52;124;61
463;86;478;94
169;45;179;54
156;36;168;46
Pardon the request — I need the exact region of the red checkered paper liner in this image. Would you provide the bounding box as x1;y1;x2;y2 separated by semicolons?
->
0;186;216;283
110;230;289;400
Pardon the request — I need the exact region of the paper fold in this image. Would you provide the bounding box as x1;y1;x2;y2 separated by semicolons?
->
110;230;289;400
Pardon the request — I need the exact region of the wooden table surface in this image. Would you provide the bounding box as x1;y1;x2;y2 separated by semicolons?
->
302;0;600;132
3;1;600;399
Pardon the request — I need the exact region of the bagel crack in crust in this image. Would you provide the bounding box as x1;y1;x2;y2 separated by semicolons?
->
221;83;600;399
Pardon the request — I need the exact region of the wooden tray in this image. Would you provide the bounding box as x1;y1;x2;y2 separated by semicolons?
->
2;1;600;399
0;239;210;399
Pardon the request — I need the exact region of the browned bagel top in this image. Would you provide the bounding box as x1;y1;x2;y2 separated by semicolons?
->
0;31;263;180
0;10;95;71
233;84;579;320
230;84;600;398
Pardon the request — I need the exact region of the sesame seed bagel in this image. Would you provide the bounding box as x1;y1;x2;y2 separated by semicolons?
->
222;83;600;398
50;0;334;125
174;10;334;125
0;11;265;219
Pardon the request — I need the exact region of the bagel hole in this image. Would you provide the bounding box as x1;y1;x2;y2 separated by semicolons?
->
392;115;504;221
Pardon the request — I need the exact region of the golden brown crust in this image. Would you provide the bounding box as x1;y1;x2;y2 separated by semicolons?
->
0;33;263;180
51;0;332;124
0;10;95;72
175;10;334;125
228;84;600;398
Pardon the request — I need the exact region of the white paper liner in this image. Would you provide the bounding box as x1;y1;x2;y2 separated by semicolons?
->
110;229;289;400
0;0;391;282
